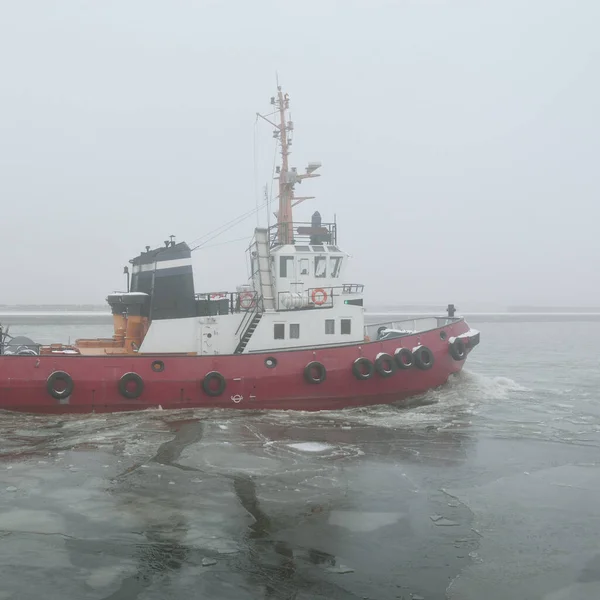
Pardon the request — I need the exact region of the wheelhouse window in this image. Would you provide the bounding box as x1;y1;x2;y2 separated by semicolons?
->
279;256;294;278
274;324;285;339
299;258;309;275
330;256;342;278
314;256;327;278
290;324;300;339
341;319;351;335
325;319;335;335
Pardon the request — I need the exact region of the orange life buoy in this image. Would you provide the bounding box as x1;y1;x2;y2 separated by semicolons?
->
311;288;328;306
239;292;255;310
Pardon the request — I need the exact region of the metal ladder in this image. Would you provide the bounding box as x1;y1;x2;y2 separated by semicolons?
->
252;228;275;311
234;312;263;354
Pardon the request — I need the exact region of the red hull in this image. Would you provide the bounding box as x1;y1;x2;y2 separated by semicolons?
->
0;320;476;414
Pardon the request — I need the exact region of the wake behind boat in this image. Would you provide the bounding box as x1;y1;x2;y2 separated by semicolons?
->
0;86;479;414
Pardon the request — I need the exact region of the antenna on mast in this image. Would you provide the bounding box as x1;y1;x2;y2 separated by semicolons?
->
264;185;270;231
256;82;322;245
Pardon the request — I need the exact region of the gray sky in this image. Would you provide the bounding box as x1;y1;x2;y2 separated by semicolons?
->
1;0;598;306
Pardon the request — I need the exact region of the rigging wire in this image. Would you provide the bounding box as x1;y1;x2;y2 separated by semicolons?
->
188;200;267;249
189;102;282;253
268;135;280;229
253;116;260;228
190;197;270;252
192;235;252;251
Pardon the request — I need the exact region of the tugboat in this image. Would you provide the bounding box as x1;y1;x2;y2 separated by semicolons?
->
0;87;479;414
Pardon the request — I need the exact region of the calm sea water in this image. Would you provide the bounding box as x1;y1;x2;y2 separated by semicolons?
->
1;316;599;599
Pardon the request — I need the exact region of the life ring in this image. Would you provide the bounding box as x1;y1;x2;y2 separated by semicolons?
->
394;347;413;369
413;346;435;371
449;338;466;361
118;372;144;399
202;371;226;396
304;361;326;384
46;371;74;400
375;352;397;377
311;288;328;306
239;292;255;310
352;357;374;380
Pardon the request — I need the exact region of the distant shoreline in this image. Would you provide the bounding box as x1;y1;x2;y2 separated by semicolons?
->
1;304;599;313
0;305;108;312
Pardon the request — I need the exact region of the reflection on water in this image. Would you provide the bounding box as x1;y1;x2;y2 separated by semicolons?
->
0;396;475;599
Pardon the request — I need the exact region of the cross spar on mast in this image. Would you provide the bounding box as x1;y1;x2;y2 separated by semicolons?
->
256;86;321;245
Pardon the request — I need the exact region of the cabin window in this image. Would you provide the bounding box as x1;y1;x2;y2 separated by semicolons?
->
331;256;342;278
299;258;309;275
312;245;325;252
341;319;351;335
290;324;300;339
325;319;335;335
314;256;327;278
280;256;294;278
274;323;285;339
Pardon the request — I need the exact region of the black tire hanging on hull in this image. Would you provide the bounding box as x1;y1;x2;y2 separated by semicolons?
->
394;348;413;369
413;346;434;370
202;371;227;397
304;361;327;384
375;353;397;377
449;338;467;361
118;372;144;399
46;371;74;400
352;357;375;380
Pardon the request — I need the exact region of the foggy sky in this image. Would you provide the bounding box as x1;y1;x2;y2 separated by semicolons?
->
1;1;598;306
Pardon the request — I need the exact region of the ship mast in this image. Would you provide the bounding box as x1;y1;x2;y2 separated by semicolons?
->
257;86;321;245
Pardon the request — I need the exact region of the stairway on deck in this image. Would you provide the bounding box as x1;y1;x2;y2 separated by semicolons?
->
254;228;275;311
234;313;262;354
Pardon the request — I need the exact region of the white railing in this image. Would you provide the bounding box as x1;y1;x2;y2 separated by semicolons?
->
364;316;462;340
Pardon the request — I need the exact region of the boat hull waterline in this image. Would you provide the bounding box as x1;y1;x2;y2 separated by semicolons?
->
0;320;477;414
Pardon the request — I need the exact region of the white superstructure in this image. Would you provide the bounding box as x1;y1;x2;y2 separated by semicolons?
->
137;85;365;356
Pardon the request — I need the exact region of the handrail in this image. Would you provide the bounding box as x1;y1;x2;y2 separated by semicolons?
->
364;316;463;339
267;221;337;248
195;290;258;315
277;284;364;310
367;316;462;329
235;295;263;336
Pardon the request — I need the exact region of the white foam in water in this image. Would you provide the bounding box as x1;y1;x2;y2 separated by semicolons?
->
471;373;529;400
300;370;530;432
287;442;333;452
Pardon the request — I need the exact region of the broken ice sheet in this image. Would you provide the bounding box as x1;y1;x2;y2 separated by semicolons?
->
202;557;217;567
430;516;459;526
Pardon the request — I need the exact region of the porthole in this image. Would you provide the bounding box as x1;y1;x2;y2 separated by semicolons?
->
265;356;278;369
151;360;165;373
440;330;448;341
